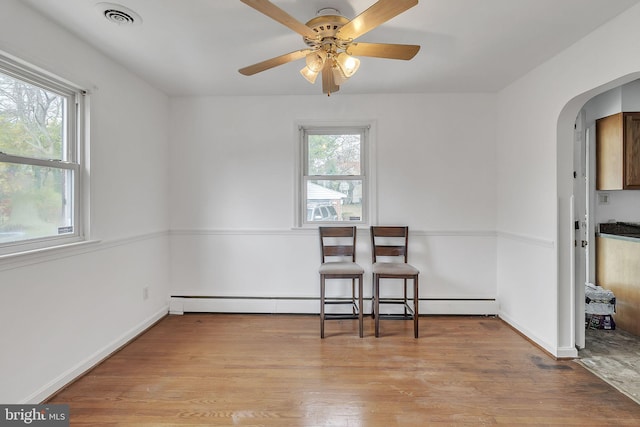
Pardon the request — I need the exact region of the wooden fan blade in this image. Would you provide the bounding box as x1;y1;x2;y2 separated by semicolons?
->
239;49;312;76
347;42;420;60
322;63;340;95
240;0;317;39
337;0;418;41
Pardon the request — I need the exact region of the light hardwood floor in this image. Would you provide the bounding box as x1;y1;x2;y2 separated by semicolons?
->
47;314;640;426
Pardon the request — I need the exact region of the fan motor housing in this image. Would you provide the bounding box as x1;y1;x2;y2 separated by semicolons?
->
303;15;350;48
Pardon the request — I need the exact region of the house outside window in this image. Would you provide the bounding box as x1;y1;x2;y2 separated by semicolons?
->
0;54;85;255
299;125;371;226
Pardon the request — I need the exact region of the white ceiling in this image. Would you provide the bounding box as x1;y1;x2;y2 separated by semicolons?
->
20;0;640;96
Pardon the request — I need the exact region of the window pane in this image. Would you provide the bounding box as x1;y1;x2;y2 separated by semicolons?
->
0;72;65;160
0;163;74;243
308;133;360;175
307;179;362;222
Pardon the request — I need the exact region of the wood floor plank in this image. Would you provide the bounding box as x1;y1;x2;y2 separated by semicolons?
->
47;314;640;426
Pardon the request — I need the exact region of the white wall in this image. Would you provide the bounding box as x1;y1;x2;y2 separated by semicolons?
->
168;94;499;315
622;79;640;110
596;190;640;224
0;0;171;403
496;3;640;357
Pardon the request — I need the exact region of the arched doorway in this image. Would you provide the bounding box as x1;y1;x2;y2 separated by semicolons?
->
556;72;640;353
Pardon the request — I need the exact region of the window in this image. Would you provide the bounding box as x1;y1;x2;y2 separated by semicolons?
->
299;125;370;225
0;54;85;255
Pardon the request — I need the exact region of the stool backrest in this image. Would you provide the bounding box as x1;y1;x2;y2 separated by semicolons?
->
370;226;409;263
319;226;357;263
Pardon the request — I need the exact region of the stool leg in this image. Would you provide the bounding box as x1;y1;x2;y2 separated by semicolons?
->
320;275;325;339
358;274;363;338
374;274;380;338
371;275;376;319
404;278;408;317
414;275;419;339
351;278;356;315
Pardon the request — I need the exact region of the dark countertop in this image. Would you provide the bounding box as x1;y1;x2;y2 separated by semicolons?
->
598;222;640;241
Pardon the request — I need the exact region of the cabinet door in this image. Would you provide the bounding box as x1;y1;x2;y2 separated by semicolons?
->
624;112;640;188
597;236;640;335
596;113;623;190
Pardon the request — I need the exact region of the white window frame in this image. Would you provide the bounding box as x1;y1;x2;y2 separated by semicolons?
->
295;122;376;228
0;53;87;256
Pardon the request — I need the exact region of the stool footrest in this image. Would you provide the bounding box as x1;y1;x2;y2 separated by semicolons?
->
377;300;415;315
323;313;360;320
376;313;414;320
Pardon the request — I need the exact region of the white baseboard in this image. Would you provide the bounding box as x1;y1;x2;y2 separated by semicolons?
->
498;310;575;358
169;297;498;316
24;306;168;404
556;346;579;359
423;299;498;315
170;297;318;314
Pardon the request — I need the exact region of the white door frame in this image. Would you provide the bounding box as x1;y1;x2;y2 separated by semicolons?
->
574;109;590;350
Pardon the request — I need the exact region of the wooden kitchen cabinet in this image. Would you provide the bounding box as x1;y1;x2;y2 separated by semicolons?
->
596;235;640;336
596;112;640;190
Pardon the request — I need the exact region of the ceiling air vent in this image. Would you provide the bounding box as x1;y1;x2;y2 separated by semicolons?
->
96;3;142;25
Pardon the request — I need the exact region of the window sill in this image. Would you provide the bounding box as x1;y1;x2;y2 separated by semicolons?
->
0;239;102;269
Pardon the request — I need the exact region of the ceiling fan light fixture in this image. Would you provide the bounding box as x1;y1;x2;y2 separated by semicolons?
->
305;50;327;73
300;66;319;84
336;52;360;78
332;62;348;85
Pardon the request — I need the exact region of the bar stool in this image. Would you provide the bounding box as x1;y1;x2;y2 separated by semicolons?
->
371;226;419;338
319;226;364;338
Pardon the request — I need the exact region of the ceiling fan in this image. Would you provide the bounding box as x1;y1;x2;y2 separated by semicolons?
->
238;0;420;95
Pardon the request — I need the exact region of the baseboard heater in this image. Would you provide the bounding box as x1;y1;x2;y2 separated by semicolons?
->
169;296;498;316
